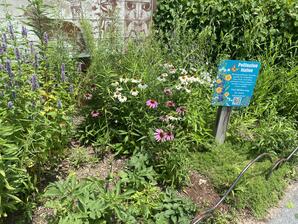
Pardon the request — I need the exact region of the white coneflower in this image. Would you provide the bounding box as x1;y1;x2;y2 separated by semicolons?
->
180;68;188;75
175;84;183;90
130;89;139;96
138;83;148;89
118;95;127;103
169;68;177;74
111;81;119;86
179;75;189;84
157;76;166;82
116;87;123;92
120;78;129;83
131;79;141;83
161;73;168;78
113;91;121;98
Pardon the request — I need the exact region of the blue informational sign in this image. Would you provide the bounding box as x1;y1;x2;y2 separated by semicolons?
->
212;60;261;107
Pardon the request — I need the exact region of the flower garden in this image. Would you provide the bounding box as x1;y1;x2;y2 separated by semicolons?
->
0;0;298;223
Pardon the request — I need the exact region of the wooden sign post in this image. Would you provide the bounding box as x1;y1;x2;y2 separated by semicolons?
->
215;106;232;144
212;60;262;144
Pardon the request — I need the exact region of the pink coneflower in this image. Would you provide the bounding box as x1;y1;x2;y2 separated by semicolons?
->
165;101;176;108
154;129;166;142
91;110;101;118
176;106;187;116
164;132;174;141
164;88;172;96
84;93;93;100
146;99;158;109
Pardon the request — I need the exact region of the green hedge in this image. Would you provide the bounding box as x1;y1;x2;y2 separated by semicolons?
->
154;0;298;61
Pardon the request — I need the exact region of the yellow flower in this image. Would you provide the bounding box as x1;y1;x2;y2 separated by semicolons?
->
216;79;222;84
216;87;223;94
225;74;232;81
224;92;229;97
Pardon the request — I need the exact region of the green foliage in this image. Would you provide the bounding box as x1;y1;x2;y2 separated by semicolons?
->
76;28;215;186
192;143;294;218
155;0;298;61
68;147;98;168
0;15;78;218
43;154;196;223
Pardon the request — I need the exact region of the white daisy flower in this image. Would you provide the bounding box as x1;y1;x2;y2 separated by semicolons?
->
175;84;183;90
169;68;177;74
111;81;119;86
116;87;123;92
179;75;189;84
118;95;127;103
157;76;166;82
130;89;139;96
113;91;121;98
180;68;188;75
161;73;168;78
131;79;141;83
138;83;148;89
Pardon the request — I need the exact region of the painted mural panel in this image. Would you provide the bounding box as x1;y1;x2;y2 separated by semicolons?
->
0;0;156;41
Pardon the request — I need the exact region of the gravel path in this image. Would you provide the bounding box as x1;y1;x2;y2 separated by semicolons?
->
266;181;298;224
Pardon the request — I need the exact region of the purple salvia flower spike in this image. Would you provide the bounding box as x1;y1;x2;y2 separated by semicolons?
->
43;32;49;45
5;59;13;79
12;91;16;99
30;74;39;91
34;53;39;68
7;101;13;109
29;41;35;54
57;100;62;109
8;22;14;40
14;48;21;61
22;26;28;38
61;63;66;82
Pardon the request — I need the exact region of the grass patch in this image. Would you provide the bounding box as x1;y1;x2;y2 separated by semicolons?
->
191;143;295;219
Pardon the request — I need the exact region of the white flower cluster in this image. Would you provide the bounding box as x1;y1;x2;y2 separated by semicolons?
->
112;77;148;103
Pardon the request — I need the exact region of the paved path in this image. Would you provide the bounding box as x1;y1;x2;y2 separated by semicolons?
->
266;181;298;224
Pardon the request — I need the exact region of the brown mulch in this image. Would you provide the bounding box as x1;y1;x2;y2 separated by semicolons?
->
181;171;229;214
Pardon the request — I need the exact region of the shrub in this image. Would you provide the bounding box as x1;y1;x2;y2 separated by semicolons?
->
154;0;298;61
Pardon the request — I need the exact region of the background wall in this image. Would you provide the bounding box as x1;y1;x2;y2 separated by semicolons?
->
0;0;156;40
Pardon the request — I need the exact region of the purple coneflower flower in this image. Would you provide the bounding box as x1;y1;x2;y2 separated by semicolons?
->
154;129;166;142
7;101;13;109
84;93;92;100
176;106;187;116
14;48;21;61
164;88;172;96
0;47;4;55
57;100;62;109
164;132;174;141
146;99;158;109
61;63;66;82
30;74;39;91
43;32;49;45
22;26;28;38
90;110;101;118
165;101;175;108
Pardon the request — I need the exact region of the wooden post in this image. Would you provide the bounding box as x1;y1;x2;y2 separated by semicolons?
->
215;106;232;144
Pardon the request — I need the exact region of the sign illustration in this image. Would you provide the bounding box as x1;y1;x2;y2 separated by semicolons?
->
212;60;261;107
